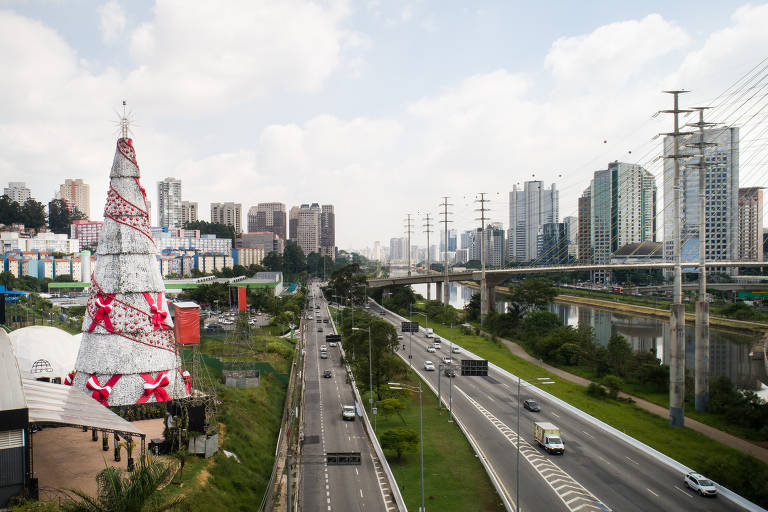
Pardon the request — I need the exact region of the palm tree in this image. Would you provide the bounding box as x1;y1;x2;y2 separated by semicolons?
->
60;456;183;512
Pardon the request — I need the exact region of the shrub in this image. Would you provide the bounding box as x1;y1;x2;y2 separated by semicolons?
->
601;375;623;399
266;341;293;359
586;383;607;399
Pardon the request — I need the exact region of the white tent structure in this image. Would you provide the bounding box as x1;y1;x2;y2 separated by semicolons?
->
9;326;82;383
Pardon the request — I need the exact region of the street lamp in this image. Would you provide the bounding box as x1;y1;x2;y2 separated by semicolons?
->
351;326;373;431
412;310;428;371
388;381;425;512
514;375;554;512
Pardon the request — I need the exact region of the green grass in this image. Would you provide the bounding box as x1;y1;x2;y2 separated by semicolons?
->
424;322;768;508
372;369;505;512
159;374;288;511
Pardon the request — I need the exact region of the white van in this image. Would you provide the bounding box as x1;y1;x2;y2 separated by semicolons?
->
425;328;434;338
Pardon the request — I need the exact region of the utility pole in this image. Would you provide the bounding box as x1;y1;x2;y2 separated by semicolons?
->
687;107;715;412
439;197;453;305
660;90;691;427
475;193;490;325
424;213;433;300
405;214;413;277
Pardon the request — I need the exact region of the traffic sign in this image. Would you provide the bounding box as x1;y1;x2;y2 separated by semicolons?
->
401;321;419;333
461;359;488;376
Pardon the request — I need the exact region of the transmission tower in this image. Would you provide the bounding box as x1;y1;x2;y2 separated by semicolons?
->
423;213;433;300
405;214;413;276
475;193;490;325
439;197;453;305
659;90;692;427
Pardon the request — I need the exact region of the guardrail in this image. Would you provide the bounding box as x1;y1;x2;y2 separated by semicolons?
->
326;301;407;512
370;300;767;512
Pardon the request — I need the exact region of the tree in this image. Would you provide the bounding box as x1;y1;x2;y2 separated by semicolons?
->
283;241;307;277
0;271;16;290
262;251;283;272
601;375;623;399
0;195;21;225
184;220;235;243
507;278;556;318
21;199;47;231
605;334;633;377
48;199;73;233
377;398;406;424
380;427;419;460
60;457;183;512
328;263;367;306
464;292;481;322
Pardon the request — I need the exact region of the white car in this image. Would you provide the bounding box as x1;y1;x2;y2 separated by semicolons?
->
320;345;327;352
328;341;337;347
452;346;461;354
684;472;717;497
342;405;356;421
424;360;435;371
443;356;452;365
426;346;436;353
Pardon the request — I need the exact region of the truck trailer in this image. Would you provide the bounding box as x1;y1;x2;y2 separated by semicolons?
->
534;421;564;454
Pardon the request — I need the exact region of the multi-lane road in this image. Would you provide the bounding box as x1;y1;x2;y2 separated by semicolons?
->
299;285;396;512
374;302;747;512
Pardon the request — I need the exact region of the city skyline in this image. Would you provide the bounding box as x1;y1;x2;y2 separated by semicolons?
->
1;2;768;251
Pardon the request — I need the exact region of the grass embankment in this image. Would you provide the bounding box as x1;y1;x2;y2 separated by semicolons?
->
425;322;768;507
156;332;293;511
372;366;505;511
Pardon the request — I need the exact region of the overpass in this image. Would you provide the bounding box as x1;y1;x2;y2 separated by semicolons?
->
368;260;768;315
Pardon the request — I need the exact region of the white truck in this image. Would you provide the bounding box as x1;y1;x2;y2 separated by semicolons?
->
534;421;564;454
425;328;434;338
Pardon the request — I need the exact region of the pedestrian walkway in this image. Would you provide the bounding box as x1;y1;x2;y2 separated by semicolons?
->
479;328;768;465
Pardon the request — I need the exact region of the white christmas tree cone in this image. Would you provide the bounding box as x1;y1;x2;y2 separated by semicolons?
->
72;137;189;406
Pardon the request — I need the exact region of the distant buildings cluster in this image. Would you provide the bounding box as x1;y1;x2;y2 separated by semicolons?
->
380;126;764;283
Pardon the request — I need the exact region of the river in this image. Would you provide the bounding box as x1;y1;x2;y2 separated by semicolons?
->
410;281;766;390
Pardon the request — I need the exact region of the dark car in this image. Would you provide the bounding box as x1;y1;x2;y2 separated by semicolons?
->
323;370;332;378
317;327;323;332
523;399;540;412
443;367;456;377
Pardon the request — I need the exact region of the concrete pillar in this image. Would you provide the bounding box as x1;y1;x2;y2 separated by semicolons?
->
435;282;443;305
443;277;449;305
694;300;710;412
669;304;686;427
480;278;489;321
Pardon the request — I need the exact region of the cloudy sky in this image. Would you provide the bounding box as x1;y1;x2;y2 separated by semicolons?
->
2;1;767;251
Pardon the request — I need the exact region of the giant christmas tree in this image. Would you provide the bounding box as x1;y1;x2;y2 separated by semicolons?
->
72;122;188;406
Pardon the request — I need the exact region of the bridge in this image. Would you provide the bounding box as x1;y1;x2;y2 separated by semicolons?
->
368;260;768;315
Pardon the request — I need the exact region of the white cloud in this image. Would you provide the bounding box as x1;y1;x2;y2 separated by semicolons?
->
98;1;126;44
545;14;691;91
125;0;354;111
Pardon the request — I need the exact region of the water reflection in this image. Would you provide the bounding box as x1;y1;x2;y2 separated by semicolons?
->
410;281;765;389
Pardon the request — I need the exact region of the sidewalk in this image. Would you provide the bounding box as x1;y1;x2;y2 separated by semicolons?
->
478;328;768;465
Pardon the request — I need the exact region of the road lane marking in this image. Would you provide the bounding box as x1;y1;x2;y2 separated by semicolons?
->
597;456;611;465
581;430;593;439
625;456;639;465
646;488;658;497
360;489;364;498
551;412;560;418
456;387;609;512
674;485;693;498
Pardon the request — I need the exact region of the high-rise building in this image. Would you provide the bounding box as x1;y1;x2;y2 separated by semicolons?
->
372;241;381;261
211;202;242;233
738;187;763;261
248;202;287;239
181;201;198;226
157;178;182;229
56;179;90;218
577;188;592;263
537;222;570;265
508;181;559;262
439;228;457;253
289;206;299;241
461;229;481;261
591;162;656;274
663;128;739;273
483;223;505;267
563;216;578;259
70;220;103;251
389;237;406;261
291;203;321;255
237;232;285;256
320;204;336;260
3;182;31;204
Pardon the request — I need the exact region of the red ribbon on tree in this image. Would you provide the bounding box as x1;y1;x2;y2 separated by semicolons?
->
134;177;147;199
86;374;122;406
142;292;170;331
179;369;192;394
64;370;75;386
88;293;116;332
137;371;171;403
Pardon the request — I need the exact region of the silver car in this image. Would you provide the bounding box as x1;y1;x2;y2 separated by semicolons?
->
684;472;717;497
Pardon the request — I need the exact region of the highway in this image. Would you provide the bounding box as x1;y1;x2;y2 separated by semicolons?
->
374;303;747;512
299;284;394;512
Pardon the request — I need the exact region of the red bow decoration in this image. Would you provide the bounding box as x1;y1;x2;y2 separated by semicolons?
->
134;177;147;199
86;374;122;406
143;292;170;331
88;293;116;332
64;370;76;386
180;369;192;394
137;371;171;403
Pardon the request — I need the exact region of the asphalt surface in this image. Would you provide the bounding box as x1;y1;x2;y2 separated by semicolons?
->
299;286;390;512
375;304;746;512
